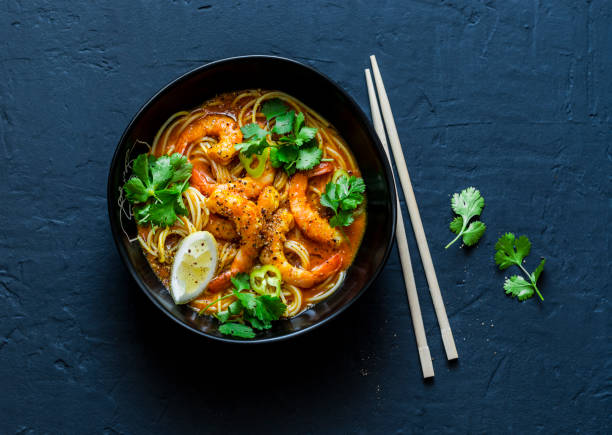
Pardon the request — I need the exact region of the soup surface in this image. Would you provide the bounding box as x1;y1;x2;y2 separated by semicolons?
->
128;90;366;328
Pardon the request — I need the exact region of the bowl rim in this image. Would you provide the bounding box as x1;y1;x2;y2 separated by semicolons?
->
107;55;397;343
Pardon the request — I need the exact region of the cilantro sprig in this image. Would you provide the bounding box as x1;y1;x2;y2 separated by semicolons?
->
446;187;486;249
123;153;192;227
494;233;546;301
320;173;366;227
235;99;322;176
200;272;287;339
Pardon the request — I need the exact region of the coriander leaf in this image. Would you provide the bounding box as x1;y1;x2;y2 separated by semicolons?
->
295;145;322;170
124;177;150;203
246;314;270;330
494;234;545;302
462;221;486;246
293;112;305;133
254;295;286;322
320;183;339;212
231;273;251;292
531;258;546;283
504;275;535;301
449;216;463;235
494;233;531;270
150;155;174;189
451;187;484;219
235;138;268;157
233;290;256;311
218;322;255;338
132;153;150;184
228;301;243;315
147;202;178;226
133;204;152;224
272;111;295;135
168;153;193;184
320;174;366;227
241;123;268;140
329;209;354;227
445;187;486;249
295;127;317;146
215;311;230;323
261;99;288;121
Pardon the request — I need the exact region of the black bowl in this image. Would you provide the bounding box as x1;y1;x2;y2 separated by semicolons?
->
107;55;396;343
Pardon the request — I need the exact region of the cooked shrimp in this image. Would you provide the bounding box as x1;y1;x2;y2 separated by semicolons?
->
174;114;242;164
260;208;342;288
205;214;238;241
205;187;263;292
195;175;274;198
289;162;343;245
257;185;280;217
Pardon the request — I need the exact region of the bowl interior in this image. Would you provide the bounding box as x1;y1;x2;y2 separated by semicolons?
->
108;56;396;342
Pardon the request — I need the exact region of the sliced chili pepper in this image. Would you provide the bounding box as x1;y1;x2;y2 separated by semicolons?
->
239;147;270;178
249;264;282;296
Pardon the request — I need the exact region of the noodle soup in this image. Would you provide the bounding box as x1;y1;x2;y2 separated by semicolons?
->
123;90;366;337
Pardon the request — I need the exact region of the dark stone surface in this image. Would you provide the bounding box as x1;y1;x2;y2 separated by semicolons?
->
1;1;610;433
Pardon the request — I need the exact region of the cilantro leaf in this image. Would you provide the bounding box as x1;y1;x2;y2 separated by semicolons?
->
124;177;150;203
293;111;305;133
270;145;300;175
445;187;486;248
123;152;192;227
231;272;251;291
321;174;366;227
228;301;243;315
449;216;463;234
329;210;354;227
233;290;256;311
504;275;535;301
261;99;288;121
295;145;322;171
462;221;486;246
255;295;286;322
168;153;193;184
215;311;230;323
132;153;150;185
235;124;269;157
241;123;268;140
494;233;545;302
494;233;531;270
272;111;295;135
531;258;546;283
295;127;317;146
218;323;255;338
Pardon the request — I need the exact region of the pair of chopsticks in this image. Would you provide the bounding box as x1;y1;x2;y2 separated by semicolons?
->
366;55;458;379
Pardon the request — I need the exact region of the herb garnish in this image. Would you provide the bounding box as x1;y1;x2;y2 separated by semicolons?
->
123;153;192;227
200;272;287;338
235;99;322;176
445;187;486;249
494;233;546;301
320;173;366;227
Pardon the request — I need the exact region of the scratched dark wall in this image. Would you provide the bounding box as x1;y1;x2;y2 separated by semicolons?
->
1;1;610;434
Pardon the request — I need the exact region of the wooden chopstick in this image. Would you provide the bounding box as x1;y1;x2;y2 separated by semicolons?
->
369;55;458;361
366;69;434;378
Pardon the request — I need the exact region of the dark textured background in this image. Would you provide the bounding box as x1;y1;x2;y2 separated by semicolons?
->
1;1;610;433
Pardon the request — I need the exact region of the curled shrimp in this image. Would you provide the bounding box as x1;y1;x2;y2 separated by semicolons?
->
193;174;274;199
205;214;238;241
289;162;343;245
257;185;280;217
260;208;342;288
205;187;263;292
174;114;242;164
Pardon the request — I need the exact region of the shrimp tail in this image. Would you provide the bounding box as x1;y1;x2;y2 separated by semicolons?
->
311;253;343;281
305;161;334;178
206;270;233;293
